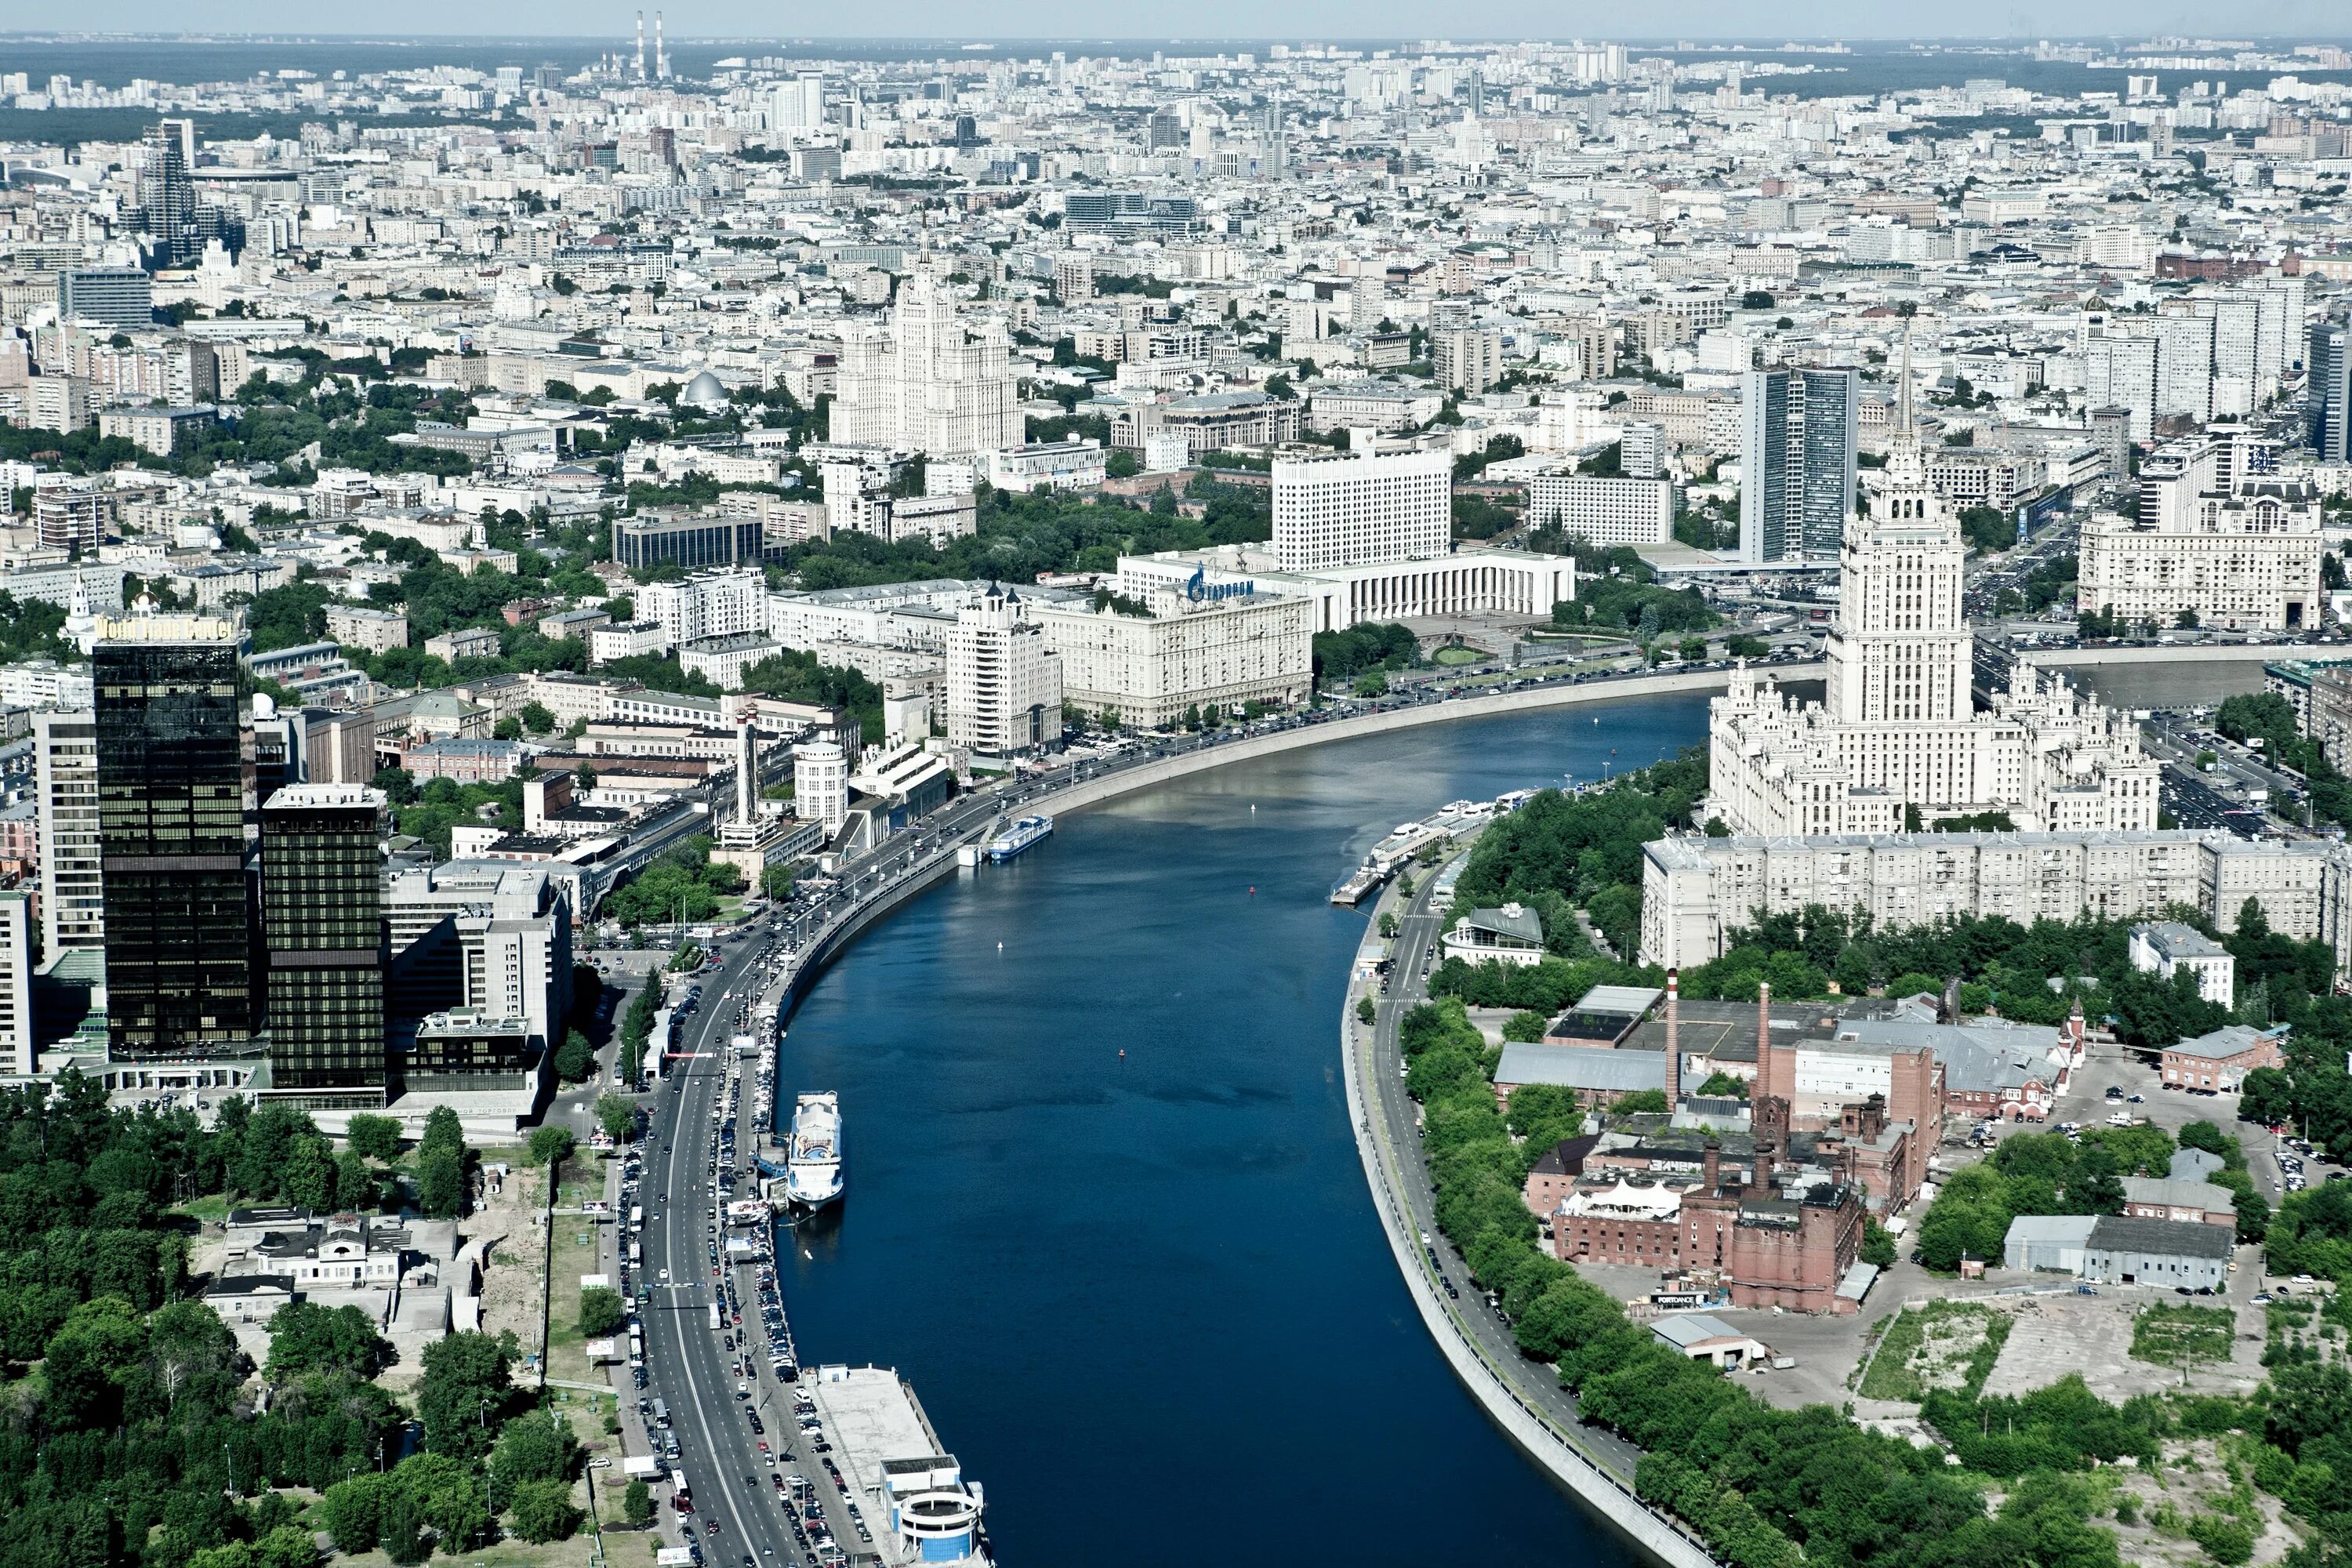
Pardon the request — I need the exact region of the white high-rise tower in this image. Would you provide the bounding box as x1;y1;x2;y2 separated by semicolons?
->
1821;332;1971;727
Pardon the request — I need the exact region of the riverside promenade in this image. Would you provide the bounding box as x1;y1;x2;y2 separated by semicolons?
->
1338;851;1720;1568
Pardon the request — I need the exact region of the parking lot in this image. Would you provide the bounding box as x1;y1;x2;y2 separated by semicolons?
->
2048;1033;2304;1207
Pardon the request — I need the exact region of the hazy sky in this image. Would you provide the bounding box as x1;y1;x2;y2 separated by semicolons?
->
27;2;2352;42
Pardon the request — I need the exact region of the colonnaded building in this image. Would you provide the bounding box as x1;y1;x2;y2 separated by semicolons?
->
1707;383;2157;838
1640;826;2350;973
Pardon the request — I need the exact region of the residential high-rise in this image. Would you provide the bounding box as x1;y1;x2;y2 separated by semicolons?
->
1739;366;1856;563
93;612;260;1057
946;585;1062;754
772;73;825;131
34;709;103;957
830;271;1018;458
140;121;198;265
261;785;387;1103
2088;334;2160;441
2311;322;2350;464
1270;445;1450;572
0;892;31;1077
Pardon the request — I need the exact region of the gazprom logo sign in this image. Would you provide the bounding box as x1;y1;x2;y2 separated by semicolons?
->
1185;565;1253;603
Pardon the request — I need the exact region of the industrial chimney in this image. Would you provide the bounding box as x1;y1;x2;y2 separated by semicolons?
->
1664;968;1681;1109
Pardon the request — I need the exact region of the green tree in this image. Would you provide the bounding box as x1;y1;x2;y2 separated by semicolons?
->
321;1473;392;1555
577;1285;626;1339
622;1479;655;1526
528;1125;576;1171
281;1131;338;1210
267;1300;392;1381
554;1029;596;1083
597;1094;637;1142
491;1410;581;1497
414;1330;519;1460
1356;996;1376;1026
255;1525;317;1568
506;1479;583;1544
1502;1010;1551;1042
417;1145;467;1218
347;1112;405;1161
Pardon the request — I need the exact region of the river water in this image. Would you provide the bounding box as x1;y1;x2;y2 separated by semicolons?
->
773;694;1709;1567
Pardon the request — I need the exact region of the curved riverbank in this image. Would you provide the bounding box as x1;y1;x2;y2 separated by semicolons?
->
1338;874;1718;1568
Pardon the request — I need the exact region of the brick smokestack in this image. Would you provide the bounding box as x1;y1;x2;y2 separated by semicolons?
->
1665;968;1680;1108
1755;979;1773;1098
1703;1138;1721;1192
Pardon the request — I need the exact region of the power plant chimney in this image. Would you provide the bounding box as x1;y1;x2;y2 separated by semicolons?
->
655;12;668;80
1664;969;1680;1109
635;12;646;80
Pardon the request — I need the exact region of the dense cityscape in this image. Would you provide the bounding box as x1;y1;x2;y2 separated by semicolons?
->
5;19;2352;1568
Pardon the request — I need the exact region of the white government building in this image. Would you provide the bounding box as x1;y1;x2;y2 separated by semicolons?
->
1708;373;2158;837
1270;444;1451;572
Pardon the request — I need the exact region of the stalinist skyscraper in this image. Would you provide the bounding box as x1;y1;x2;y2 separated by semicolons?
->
1708;339;2159;838
830;270;1018;459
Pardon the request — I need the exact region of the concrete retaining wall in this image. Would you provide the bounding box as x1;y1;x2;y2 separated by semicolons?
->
1334;959;1719;1568
1044;664;1805;818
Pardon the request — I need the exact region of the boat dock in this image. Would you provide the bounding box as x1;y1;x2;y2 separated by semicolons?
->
1329;797;1507;905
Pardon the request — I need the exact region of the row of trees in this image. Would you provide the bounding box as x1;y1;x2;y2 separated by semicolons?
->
1439;751;1707;963
1672;901;2325;1051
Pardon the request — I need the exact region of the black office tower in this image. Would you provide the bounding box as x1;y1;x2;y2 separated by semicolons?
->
2312;322;2350;465
94;615;260;1055
262;784;389;1102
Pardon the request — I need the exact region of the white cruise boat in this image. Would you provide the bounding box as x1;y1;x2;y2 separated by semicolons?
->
786;1091;844;1208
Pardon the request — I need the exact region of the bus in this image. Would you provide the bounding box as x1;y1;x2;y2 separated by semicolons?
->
707;1302;722;1331
651;1399;670;1429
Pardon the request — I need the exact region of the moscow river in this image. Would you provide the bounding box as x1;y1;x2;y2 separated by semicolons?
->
775;694;1710;1566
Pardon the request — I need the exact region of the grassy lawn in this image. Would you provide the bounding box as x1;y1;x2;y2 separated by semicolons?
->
330;1529;604;1568
1432;644;1486;666
544;1164;612;1388
1857;1301;2013;1402
172;1193;232;1225
2131;1305;2237;1371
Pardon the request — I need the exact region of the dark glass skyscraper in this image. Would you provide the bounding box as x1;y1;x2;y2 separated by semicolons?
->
94;614;260;1055
262;784;388;1101
2312;322;2350;465
1740;366;1859;564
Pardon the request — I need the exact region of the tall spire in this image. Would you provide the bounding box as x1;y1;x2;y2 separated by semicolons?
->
1896;315;1915;441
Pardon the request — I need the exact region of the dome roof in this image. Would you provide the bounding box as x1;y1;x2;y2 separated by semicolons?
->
681;369;727;408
